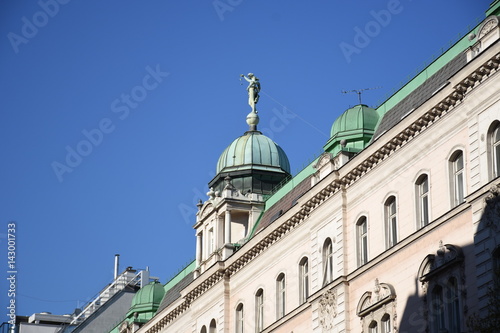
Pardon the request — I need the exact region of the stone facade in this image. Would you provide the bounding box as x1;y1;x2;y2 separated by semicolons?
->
136;9;500;333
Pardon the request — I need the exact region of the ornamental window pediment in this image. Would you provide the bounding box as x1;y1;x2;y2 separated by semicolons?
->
357;279;397;333
467;15;500;61
418;241;464;283
357;279;396;317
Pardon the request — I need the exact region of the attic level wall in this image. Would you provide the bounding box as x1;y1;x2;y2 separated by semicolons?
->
467;75;500;190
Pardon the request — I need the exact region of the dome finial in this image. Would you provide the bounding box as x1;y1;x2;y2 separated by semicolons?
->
240;73;261;130
246;110;259;131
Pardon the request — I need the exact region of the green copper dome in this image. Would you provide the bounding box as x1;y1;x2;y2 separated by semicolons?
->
127;281;164;318
217;131;291;174
209;130;291;195
324;104;379;155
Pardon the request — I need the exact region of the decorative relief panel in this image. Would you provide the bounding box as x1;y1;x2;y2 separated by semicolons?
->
319;288;337;331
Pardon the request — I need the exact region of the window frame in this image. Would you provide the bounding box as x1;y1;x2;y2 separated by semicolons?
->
322;238;334;285
356;217;368;266
416;174;430;228
384;196;398;248
299;257;309;304
209;319;216;333
381;314;391;333
491;122;500;179
276;273;286;319
235;303;244;333
255;289;264;332
450;150;465;207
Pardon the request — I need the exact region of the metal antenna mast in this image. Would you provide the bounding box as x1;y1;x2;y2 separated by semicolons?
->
341;87;381;104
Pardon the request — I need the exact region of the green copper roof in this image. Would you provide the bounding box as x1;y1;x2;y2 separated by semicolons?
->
323;104;379;155
127;281;165;317
217;131;291;174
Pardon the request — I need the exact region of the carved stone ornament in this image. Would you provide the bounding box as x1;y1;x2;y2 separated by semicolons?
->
357;279;396;317
477;16;499;39
483;183;500;230
314;152;334;170
417;241;464;284
198;202;214;221
319;288;337;330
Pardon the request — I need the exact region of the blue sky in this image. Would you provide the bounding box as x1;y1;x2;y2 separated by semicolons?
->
0;0;491;320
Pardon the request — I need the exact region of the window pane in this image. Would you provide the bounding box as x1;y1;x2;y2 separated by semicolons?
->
422;177;428;193
323;240;333;284
457;173;464;203
447;278;461;332
422;196;429;225
453;153;465;205
432;287;445;331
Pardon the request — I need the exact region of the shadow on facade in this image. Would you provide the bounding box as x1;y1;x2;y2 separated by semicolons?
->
397;184;500;333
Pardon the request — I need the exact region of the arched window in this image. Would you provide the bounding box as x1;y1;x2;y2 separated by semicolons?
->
356;217;368;266
450;151;465;206
447;277;461;332
416;175;430;228
276;273;286;319
419;244;463;333
200;326;207;333
384;196;397;248
381;314;391;333
491;122;500;179
255;289;264;332
209;319;216;333
299;257;309;304
235;303;244;333
369;320;378;333
323;238;333;285
431;285;445;332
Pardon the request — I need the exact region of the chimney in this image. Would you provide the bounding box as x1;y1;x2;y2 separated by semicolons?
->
114;254;120;280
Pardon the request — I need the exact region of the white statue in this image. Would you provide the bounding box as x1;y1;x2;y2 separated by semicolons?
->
240;73;260;112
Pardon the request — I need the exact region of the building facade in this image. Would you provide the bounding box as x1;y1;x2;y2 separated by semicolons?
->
117;3;500;333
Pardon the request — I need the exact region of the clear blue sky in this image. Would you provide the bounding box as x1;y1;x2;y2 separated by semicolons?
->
0;0;490;319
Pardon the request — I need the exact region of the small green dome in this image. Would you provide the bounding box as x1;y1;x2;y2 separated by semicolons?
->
324;104;379;155
217;131;291;174
127;281;164;317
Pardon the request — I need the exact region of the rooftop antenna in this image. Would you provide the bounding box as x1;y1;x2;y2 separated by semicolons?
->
341;87;381;104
